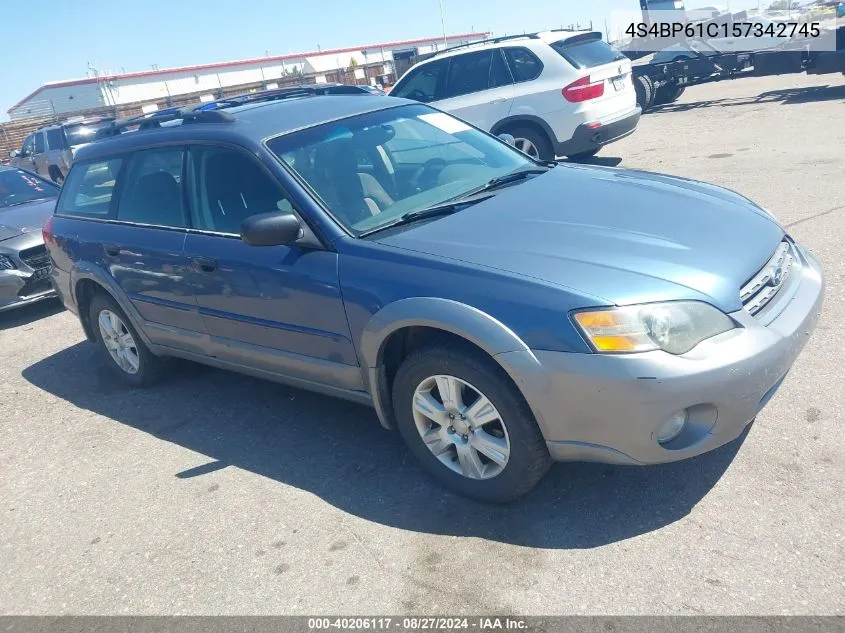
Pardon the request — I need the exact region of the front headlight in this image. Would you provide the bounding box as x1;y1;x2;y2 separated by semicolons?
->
573;301;735;355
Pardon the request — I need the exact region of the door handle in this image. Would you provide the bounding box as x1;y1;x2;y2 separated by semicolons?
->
103;244;120;257
192;256;217;273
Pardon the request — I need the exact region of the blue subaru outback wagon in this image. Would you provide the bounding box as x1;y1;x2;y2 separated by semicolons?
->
45;94;824;502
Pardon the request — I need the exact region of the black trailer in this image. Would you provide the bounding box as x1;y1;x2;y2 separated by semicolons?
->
625;24;845;112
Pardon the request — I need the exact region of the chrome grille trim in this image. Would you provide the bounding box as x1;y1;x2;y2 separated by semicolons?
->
741;240;795;316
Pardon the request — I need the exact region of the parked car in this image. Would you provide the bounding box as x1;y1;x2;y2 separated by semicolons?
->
9;117;116;185
46;96;823;502
0;167;60;311
389;31;641;161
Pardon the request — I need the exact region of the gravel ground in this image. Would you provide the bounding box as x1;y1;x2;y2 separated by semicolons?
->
1;72;843;616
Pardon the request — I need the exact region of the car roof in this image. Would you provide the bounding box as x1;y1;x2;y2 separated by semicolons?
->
420;30;600;62
74;94;415;163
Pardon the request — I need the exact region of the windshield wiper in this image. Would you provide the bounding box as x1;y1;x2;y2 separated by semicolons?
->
359;195;493;237
462;167;550;198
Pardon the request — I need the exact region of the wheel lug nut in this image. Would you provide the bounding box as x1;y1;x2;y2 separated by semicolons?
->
462;434;468;441
448;426;455;434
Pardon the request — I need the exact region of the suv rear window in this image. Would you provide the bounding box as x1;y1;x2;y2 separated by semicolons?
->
551;36;626;69
57;159;123;218
64;122;113;147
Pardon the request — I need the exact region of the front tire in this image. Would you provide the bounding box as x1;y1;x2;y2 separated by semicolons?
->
392;346;551;502
89;293;164;387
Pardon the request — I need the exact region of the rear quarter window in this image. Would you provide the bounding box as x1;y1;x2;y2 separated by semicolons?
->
502;47;544;82
552;38;626;69
57;158;123;218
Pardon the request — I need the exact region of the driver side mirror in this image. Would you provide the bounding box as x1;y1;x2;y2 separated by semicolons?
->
9;150;18;158
240;212;302;247
498;133;516;147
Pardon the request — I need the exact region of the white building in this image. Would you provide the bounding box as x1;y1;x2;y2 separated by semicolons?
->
8;32;488;121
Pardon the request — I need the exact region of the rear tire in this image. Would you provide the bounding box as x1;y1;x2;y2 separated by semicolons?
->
392;345;551;503
634;74;655;112
507;126;554;162
89;293;164;387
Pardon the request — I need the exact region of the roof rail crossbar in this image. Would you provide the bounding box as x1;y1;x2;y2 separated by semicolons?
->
97;108;234;137
432;33;540;57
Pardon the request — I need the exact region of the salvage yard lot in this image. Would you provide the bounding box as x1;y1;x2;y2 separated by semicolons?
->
1;73;843;615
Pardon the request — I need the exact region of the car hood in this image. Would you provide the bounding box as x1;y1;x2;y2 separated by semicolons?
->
374;164;785;312
0;198;56;242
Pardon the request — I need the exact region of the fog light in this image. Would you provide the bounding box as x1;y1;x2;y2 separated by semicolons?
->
657;410;688;444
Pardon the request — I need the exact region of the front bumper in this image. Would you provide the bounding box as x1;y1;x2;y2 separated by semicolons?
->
556;107;642;157
0;270;56;312
499;246;824;465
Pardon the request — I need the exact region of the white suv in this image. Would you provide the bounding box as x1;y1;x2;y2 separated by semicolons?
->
390;31;641;161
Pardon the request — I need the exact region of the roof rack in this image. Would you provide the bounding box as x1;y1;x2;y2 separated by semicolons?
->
97;108;234;138
431;33;541;57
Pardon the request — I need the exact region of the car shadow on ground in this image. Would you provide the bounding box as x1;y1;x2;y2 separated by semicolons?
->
0;299;64;331
22;342;747;549
650;84;845;114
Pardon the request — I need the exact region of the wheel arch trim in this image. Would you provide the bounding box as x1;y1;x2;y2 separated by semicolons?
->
360;297;545;431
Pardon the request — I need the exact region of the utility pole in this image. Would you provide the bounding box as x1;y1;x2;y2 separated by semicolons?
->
438;0;448;47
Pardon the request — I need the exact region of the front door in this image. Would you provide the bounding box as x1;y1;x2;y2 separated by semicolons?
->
14;133;37;172
183;145;361;391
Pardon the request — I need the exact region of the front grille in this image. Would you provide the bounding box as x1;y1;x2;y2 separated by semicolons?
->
740;240;795;316
19;244;51;271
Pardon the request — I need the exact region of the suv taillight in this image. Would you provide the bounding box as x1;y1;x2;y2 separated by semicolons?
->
563;76;605;102
42;216;55;247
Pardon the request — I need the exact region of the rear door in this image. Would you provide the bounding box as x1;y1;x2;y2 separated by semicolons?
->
434;49;515;131
57;150;206;354
549;33;637;120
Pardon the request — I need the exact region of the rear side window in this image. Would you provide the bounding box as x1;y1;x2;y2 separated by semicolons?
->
34;133;46;153
444;50;493;98
391;58;449;102
503;47;543;82
45;129;65;150
57;158;123;218
116;148;186;227
552;37;626;69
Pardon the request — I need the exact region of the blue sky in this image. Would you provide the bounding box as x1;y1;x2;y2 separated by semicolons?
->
0;0;764;120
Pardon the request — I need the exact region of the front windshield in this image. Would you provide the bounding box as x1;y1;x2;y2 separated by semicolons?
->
0;170;58;208
266;104;535;235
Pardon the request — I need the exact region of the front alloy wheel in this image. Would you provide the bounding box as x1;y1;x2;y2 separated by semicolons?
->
412;374;511;480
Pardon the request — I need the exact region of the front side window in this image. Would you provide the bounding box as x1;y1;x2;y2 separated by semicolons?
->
0;170;59;208
391;59;449;103
45;128;65;150
20;134;35;156
188;147;294;234
503;47;544;82
267;104;533;235
34;133;46;154
57;158;123;218
444;50;493;98
116;148;185;227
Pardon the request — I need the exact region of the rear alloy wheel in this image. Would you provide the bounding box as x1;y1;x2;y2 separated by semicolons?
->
392;346;551;502
508;127;554;162
89;293;164;387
